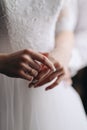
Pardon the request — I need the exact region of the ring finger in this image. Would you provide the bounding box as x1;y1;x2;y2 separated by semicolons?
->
34;68;64;87
20;62;38;77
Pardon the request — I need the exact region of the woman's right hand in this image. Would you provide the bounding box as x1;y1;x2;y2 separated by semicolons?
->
0;49;55;82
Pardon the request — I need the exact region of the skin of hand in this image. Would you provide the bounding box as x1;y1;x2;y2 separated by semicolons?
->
0;49;55;82
63;68;72;86
30;31;74;90
30;52;65;90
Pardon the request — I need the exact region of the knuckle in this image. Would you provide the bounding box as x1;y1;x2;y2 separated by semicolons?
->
23;49;33;54
21;54;29;62
31;69;38;76
23;49;29;54
33;70;38;76
21;54;27;60
35;71;38;76
34;63;41;70
42;56;47;63
54;62;59;67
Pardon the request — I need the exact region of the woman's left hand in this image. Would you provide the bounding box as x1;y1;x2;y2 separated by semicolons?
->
29;51;66;90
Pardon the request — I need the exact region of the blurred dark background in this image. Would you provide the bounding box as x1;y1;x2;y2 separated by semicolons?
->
72;67;87;114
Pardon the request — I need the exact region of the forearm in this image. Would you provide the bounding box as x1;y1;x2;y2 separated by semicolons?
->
69;32;87;76
53;31;74;67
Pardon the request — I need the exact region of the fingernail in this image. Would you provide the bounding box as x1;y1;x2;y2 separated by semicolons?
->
30;77;34;81
34;72;38;77
53;66;56;71
32;79;38;84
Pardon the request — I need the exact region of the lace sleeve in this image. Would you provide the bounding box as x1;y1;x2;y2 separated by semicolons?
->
69;31;87;76
56;0;78;33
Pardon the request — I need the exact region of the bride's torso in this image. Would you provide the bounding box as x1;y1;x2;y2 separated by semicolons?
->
0;0;63;53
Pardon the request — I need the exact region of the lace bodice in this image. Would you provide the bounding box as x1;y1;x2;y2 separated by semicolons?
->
1;0;63;52
0;0;77;53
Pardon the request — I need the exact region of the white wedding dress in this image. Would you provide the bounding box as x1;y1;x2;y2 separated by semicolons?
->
0;0;87;130
69;0;87;76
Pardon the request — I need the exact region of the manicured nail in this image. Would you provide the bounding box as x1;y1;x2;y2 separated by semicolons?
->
32;79;38;84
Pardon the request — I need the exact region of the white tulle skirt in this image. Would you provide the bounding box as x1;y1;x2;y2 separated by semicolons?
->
0;74;87;130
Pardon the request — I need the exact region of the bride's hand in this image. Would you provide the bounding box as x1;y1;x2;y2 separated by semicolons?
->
30;52;66;90
0;49;55;81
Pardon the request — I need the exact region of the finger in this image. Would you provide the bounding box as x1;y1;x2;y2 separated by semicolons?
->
33;70;53;87
41;53;49;57
29;67;50;88
29;60;42;71
45;81;58;91
54;62;62;70
35;64;50;80
29;70;52;88
21;63;38;77
22;55;41;71
29;50;55;71
32;67;49;82
31;64;53;85
45;74;65;91
34;68;64;87
19;70;34;81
